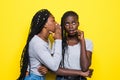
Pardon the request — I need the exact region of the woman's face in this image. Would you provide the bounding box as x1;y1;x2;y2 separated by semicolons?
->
64;16;79;36
45;15;56;33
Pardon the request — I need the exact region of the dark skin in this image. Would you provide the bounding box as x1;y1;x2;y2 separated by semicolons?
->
38;15;93;77
64;16;92;72
38;66;93;77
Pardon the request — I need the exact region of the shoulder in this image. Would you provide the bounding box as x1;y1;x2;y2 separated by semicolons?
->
85;38;93;52
85;39;93;45
29;35;40;47
29;35;48;48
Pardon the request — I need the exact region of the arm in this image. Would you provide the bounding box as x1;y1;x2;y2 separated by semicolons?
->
38;66;93;77
33;39;62;71
80;39;92;72
33;24;62;71
77;30;93;71
55;68;93;77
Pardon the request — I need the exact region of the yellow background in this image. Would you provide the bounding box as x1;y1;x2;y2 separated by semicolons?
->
0;0;120;80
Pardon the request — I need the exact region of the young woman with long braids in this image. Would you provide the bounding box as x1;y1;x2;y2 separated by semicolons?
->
55;11;93;80
17;9;62;80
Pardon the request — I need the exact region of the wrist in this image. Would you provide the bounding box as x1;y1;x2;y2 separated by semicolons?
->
80;38;85;42
54;34;61;39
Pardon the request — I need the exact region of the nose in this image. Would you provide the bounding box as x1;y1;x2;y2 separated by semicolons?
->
69;23;73;29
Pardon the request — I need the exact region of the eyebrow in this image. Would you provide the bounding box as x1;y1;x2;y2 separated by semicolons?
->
65;21;77;23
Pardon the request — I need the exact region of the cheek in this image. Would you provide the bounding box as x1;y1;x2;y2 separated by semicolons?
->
74;25;78;29
65;27;69;32
51;23;56;31
65;26;69;30
51;23;55;29
49;22;55;26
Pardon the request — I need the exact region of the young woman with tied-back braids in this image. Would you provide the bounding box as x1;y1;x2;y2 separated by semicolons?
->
38;11;93;80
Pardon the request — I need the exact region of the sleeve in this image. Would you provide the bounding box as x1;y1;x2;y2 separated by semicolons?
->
86;39;93;52
33;39;62;71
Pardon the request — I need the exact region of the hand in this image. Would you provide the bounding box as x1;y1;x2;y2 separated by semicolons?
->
76;30;84;41
38;66;48;75
81;69;93;78
54;23;61;39
26;71;29;76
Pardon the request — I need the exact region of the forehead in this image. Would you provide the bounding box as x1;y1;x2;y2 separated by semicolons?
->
65;16;78;22
49;15;54;18
47;15;54;21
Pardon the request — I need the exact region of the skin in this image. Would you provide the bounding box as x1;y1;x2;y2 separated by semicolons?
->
38;15;93;77
38;15;61;41
26;15;62;76
64;16;92;72
39;67;93;77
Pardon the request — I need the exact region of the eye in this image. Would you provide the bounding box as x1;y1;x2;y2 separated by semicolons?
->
72;22;76;25
65;22;69;26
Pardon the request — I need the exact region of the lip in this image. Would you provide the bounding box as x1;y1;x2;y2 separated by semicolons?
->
69;30;75;34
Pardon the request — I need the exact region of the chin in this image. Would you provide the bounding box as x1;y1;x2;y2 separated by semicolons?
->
68;33;76;36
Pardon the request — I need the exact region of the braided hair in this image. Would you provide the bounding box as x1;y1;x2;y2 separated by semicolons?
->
61;11;79;67
17;9;51;80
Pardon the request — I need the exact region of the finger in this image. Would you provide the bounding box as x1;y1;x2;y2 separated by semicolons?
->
41;70;47;75
38;67;46;72
75;30;81;35
90;69;94;73
88;73;92;78
39;66;44;70
88;69;94;78
40;67;47;71
55;23;60;28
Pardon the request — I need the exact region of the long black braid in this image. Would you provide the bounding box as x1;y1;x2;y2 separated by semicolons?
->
17;9;51;80
61;11;79;68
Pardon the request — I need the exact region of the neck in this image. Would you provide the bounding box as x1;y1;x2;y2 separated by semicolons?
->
67;35;79;45
67;34;78;40
37;28;49;42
